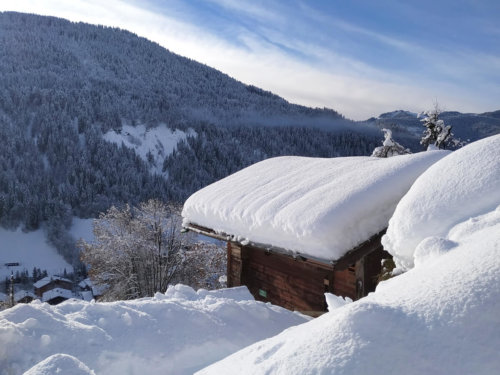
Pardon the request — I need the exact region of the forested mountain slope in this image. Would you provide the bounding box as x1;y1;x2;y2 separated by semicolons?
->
0;12;381;262
1;12;498;265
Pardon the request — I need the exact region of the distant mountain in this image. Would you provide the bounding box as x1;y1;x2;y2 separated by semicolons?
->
362;110;500;150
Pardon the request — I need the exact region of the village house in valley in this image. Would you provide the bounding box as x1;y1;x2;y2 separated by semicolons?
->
182;151;448;315
34;275;74;305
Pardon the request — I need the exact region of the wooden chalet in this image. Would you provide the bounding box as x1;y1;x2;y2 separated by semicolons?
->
34;276;73;298
185;223;389;316
182;153;446;316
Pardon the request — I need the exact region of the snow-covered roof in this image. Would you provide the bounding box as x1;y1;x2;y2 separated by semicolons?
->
34;276;73;289
383;134;500;271
91;284;106;297
197;137;500;375
42;288;74;302
78;278;92;289
79;290;94;302
182;151;448;261
14;290;36;301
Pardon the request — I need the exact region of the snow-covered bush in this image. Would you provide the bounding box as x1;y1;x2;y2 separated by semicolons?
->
371;128;411;157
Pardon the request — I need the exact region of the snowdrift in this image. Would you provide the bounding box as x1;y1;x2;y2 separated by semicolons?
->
0;285;307;375
197;135;500;375
383;134;500;270
182;151;448;261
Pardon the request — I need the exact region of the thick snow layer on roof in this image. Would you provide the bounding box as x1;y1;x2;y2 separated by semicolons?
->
33;276;72;289
383;134;500;270
0;285;307;374
42;288;74;302
183;151;448;260
197;206;500;375
14;290;36;301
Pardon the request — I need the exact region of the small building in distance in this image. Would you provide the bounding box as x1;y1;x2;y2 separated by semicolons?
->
78;278;105;301
42;288;74;305
182;151;448;316
34;276;73;305
14;290;36;304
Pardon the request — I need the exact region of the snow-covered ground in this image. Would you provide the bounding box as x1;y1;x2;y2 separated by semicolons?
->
198;134;500;374
0;285;307;374
103;124;195;175
0;227;73;280
69;218;94;243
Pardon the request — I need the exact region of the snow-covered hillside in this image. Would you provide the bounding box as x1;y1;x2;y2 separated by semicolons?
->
0;285;308;374
0;227;73;280
103;124;196;175
197;134;500;374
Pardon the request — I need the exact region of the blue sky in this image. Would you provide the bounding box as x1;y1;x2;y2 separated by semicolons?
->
2;0;499;119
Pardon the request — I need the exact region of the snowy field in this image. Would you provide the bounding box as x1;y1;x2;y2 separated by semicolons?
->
0;285;308;374
0;227;73;280
103;124;195;175
69;218;94;244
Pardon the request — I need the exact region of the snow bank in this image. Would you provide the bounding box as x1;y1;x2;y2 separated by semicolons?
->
197;206;500;375
0;285;307;375
383;134;500;270
183;151;448;261
0;227;73;279
103;124;195;175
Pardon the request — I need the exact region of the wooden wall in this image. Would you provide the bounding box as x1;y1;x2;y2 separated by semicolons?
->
227;233;390;316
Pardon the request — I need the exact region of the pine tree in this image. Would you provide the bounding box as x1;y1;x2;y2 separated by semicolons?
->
420;103;453;149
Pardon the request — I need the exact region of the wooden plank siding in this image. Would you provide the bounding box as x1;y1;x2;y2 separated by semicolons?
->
188;223;390;317
225;233;389;316
228;243;334;314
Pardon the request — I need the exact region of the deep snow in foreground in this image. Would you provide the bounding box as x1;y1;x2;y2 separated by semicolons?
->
183;151;447;261
198;135;500;375
0;285;307;374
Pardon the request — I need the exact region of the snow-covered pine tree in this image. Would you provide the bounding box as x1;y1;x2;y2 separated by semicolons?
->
371;128;411;157
420;104;453;149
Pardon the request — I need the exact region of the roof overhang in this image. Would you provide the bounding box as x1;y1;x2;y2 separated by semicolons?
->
183;223;387;271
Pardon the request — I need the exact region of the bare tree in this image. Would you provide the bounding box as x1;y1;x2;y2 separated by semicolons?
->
79;200;191;300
